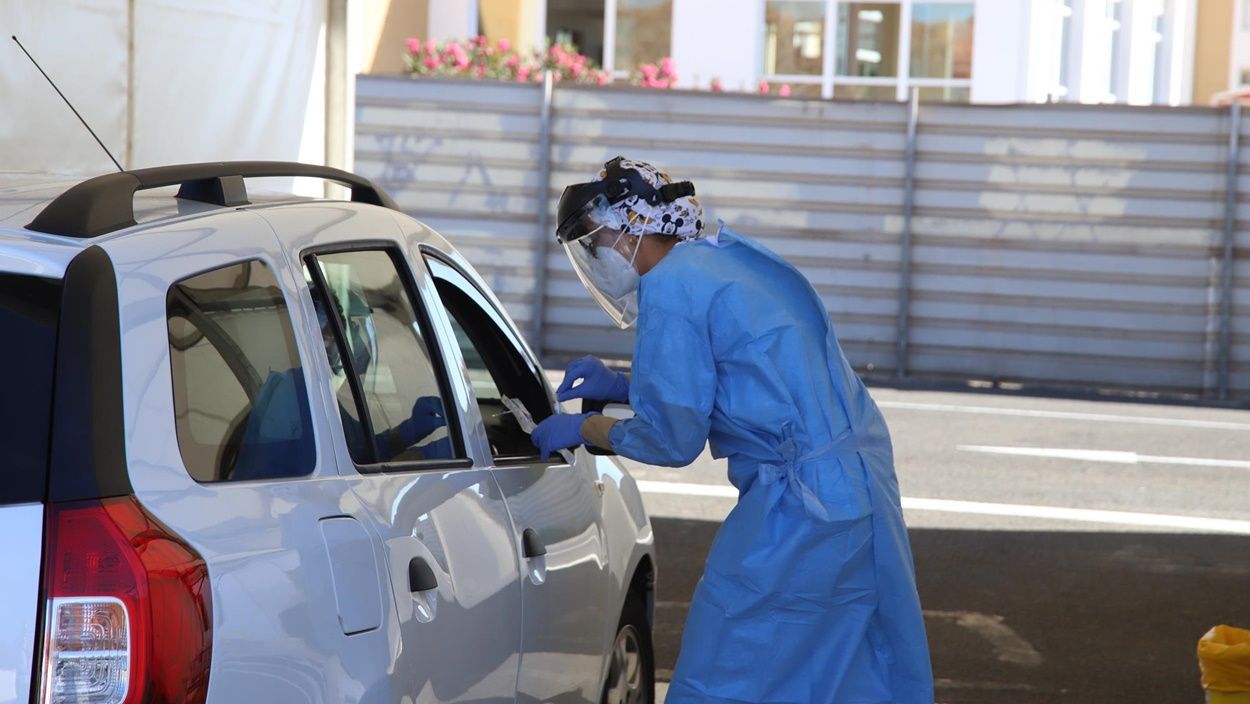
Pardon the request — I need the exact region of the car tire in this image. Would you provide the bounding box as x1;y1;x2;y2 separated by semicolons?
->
601;595;655;704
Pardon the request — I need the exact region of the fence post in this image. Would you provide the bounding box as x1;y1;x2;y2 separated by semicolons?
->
529;70;555;359
895;87;920;380
1217;100;1241;400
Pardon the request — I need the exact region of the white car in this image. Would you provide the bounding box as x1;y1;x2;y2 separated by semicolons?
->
0;162;655;704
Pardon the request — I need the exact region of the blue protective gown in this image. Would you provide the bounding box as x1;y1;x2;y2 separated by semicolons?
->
609;226;933;703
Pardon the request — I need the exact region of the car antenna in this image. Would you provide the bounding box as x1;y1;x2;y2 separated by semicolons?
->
11;35;125;173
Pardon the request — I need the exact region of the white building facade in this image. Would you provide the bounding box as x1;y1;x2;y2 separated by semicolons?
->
430;0;1200;105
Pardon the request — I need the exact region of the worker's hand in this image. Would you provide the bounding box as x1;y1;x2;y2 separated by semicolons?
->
556;356;629;403
531;412;596;461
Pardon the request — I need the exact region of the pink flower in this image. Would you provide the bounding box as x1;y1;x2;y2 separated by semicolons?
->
659;57;676;77
640;64;658;80
406;37;422;54
455;53;471;70
505;54;520;68
779;84;792;97
425;39;438;54
473;35;488;48
596;72;610;86
757;79;771;94
423;55;439;71
498;38;512;53
474;65;487;78
517;66;531;82
710;78;724;92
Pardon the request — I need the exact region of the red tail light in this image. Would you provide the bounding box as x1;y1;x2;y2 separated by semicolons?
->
40;497;212;704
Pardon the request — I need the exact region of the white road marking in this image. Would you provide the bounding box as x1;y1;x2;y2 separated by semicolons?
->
877;400;1250;431
925;611;1044;667
635;480;1250;534
958;444;1250;471
901;497;1250;534
638;480;737;499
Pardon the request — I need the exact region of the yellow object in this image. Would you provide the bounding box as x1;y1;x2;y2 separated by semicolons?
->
1200;626;1250;695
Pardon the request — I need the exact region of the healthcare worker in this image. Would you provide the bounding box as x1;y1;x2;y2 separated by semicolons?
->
531;157;933;703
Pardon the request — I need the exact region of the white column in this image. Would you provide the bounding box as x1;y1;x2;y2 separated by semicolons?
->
1125;0;1162;104
970;0;1033;103
604;0;618;73
897;0;913;102
1172;0;1194;100
428;0;477;41
671;0;760;90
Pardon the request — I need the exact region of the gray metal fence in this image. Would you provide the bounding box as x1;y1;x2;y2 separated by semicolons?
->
355;74;1247;401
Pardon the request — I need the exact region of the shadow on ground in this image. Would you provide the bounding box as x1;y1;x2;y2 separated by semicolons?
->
652;518;1250;703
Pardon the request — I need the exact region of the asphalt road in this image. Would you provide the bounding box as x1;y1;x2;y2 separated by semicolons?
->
607;386;1250;704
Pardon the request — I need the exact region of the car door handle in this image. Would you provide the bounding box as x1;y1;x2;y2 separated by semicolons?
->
408;557;438;592
522;528;547;558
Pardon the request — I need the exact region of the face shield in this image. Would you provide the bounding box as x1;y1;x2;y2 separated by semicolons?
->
555;157;698;330
557;193;642;329
310;282;376;379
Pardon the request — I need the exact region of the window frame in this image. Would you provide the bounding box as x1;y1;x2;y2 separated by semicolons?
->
420;247;566;468
760;0;974;102
300;241;473;475
164;257;319;484
541;0;676;76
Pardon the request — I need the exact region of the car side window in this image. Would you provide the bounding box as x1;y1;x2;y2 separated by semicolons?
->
303;248;463;468
424;254;553;463
167;260;316;482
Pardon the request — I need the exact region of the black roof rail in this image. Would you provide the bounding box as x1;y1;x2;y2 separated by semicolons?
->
26;161;401;238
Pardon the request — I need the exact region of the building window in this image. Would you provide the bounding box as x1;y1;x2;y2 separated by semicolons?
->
762;0;973;102
547;0;607;64
615;0;674;70
764;1;827;94
837;3;901;77
546;0;673;74
910;3;973;80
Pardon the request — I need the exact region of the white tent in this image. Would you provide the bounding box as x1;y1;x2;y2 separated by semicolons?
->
2;0;350;193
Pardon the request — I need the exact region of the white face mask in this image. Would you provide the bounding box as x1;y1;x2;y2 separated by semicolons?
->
589;235;641;299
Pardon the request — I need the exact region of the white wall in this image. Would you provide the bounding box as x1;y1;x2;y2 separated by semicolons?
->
970;0;1032;103
671;0;760;90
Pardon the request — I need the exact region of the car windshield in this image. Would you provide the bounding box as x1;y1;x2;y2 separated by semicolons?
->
0;272;61;505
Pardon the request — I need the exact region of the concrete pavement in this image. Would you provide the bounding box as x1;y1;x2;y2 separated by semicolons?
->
602;385;1250;703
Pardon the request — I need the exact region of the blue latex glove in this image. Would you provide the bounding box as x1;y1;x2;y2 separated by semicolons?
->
556;356;629;403
531;412;596;461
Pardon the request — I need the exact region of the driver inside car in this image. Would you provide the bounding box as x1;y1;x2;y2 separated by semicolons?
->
231;284;450;480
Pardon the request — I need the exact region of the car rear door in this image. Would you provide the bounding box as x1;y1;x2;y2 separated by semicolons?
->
104;210;398;702
418;248;613;704
255;203;524;703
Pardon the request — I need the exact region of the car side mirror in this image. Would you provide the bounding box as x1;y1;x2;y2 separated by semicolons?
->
581;398;635;456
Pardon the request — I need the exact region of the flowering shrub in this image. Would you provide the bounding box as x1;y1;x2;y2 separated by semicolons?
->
631;57;678;89
755;79;793;96
403;37;801;99
404;36;611;85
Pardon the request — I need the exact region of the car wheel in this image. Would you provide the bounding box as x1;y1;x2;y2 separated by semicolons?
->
601;596;655;704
